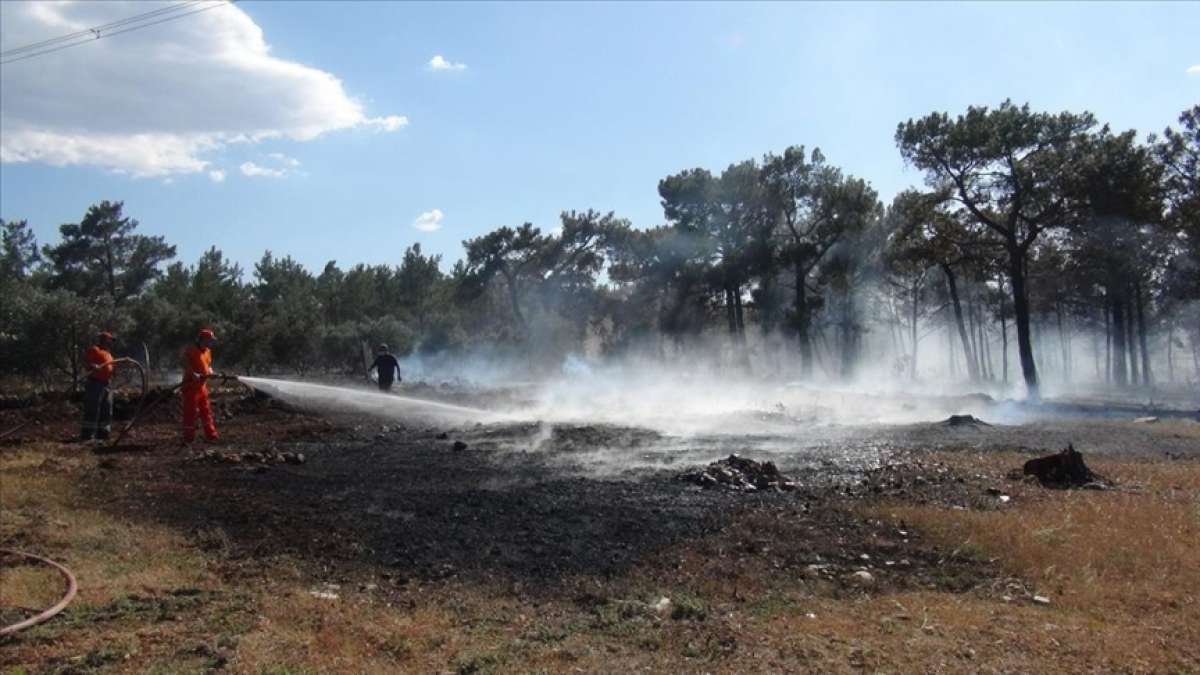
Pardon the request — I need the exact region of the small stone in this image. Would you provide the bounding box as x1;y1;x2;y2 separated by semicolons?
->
1133;416;1159;424
845;570;875;587
653;597;672;613
452;440;468;451
1032;595;1051;605
802;564;829;579
436;432;449;440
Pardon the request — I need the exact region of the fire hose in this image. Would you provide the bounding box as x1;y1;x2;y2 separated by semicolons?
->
108;372;250;448
0;549;77;637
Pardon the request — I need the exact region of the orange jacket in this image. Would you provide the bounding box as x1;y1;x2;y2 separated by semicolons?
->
85;346;114;383
181;344;213;386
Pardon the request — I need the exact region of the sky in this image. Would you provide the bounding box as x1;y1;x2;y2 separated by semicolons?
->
1;1;1197;275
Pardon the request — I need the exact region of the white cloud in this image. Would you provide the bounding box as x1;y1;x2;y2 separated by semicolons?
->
366;114;409;131
208;169;226;182
240;161;285;178
1188;64;1200;75
412;209;444;232
267;152;301;168
428;54;467;72
0;1;408;177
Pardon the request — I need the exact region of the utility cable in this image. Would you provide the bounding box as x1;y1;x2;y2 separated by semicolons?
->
1;1;235;66
1;1;208;58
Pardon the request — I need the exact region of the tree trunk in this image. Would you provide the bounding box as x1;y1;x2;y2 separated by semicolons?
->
981;305;994;381
501;270;527;335
964;290;974;379
1056;302;1070;384
840;291;856;379
943;265;979;382
1111;294;1128;387
947;318;957;378
999;277;1009;385
1192;330;1200;383
1105;302;1113;385
910;282;920;381
976;294;993;380
1166;319;1174;383
1006;245;1040;399
1126;291;1140;387
725;287;738;337
729;283;739;338
796;267;812;377
1135;281;1152;386
760;274;774;336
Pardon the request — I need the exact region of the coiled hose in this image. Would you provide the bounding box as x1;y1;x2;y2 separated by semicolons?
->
0;549;77;637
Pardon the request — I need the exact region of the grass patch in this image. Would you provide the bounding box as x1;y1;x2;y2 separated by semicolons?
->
866;452;1200;671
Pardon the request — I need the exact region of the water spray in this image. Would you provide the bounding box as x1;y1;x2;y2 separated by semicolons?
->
236;377;503;423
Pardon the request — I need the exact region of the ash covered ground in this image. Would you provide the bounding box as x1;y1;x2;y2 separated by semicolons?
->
4;376;1195;594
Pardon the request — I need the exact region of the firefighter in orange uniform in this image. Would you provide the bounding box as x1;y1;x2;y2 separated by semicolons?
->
181;328;220;443
81;331;116;441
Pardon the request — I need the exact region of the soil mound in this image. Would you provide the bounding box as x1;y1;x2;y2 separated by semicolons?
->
676;454;798;492
942;414;991;428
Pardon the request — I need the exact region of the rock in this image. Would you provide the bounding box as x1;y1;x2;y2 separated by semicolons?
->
436;432;449;440
1032;595;1051;605
452;440;468;451
1133;416;1159;424
653;597;672;614
845;570;875;587
802;564;829;579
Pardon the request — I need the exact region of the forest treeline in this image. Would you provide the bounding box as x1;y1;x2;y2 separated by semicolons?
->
2;101;1197;398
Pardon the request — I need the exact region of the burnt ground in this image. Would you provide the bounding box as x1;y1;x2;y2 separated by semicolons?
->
2;380;1199;672
0;382;1032;595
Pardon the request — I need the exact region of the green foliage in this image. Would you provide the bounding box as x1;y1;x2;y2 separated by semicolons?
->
42;200;176;306
2;104;1196;388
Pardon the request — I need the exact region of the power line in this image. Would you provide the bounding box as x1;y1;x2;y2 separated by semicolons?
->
0;1;209;58
0;1;236;66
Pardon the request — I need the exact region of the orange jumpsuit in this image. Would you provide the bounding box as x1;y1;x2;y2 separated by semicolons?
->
181;344;218;441
82;345;115;439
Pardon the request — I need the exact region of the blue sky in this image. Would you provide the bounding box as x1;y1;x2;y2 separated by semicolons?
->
1;1;1197;275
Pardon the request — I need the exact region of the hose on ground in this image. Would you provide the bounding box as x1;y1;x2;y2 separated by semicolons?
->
0;548;78;637
104;358;151;449
108;373;252;448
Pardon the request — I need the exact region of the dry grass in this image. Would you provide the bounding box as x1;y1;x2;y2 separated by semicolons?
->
4;442;1200;673
868;452;1200;671
1;444;235;673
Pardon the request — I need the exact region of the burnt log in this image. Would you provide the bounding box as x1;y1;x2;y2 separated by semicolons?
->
1020;444;1108;489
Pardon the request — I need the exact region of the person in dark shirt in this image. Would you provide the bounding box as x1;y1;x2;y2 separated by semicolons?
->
368;344;402;391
